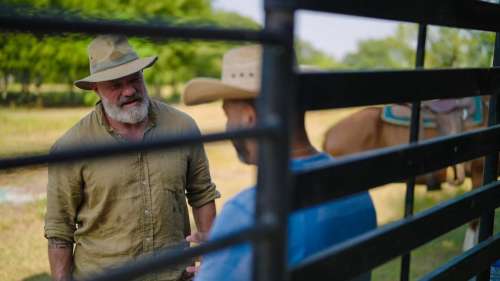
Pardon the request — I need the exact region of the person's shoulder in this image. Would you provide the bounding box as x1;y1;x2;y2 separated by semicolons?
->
209;187;256;239
50;109;98;153
151;99;199;132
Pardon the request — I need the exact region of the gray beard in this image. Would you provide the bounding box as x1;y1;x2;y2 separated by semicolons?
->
101;96;149;124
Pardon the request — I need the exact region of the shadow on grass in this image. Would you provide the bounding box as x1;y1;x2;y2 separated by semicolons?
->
22;273;51;281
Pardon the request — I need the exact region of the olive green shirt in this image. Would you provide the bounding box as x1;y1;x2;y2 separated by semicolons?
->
44;100;218;281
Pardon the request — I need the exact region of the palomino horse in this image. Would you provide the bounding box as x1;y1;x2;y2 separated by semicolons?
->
322;98;487;250
324;100;482;189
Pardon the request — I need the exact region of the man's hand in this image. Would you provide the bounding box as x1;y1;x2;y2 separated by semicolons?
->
186;231;208;245
185;232;209;275
48;238;73;281
187;201;215;276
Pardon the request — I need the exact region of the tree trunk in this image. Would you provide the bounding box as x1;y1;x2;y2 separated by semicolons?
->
21;70;30;93
1;74;7;99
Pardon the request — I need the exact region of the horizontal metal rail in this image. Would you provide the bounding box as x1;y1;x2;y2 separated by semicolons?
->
79;223;272;281
0;125;277;171
294;124;500;210
290;180;500;281
298;68;500;110
291;0;500;33
0;8;282;43
421;232;500;281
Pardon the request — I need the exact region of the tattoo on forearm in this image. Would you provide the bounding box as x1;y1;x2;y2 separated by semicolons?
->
48;238;73;249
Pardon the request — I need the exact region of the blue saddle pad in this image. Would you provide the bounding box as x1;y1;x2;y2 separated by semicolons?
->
381;97;483;128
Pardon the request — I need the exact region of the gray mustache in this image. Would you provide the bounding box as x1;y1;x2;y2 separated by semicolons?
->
119;93;143;106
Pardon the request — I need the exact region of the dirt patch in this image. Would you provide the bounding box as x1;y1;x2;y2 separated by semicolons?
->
0;167;47;204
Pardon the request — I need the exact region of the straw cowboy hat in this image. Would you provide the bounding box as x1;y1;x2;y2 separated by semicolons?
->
74;35;157;90
183;45;261;105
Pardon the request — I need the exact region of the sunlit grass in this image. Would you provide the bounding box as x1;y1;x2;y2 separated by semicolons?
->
1;104;496;281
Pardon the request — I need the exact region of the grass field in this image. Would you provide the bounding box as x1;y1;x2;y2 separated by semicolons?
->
0;103;498;281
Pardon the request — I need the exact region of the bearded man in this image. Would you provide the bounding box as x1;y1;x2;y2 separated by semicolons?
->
44;35;219;281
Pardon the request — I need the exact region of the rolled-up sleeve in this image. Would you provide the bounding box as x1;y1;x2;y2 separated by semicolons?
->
185;126;219;208
44;144;83;242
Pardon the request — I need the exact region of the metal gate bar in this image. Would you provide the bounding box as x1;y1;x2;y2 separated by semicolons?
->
294;124;500;210
82;224;272;281
299;68;500;110
477;29;500;281
2;1;500;281
290;180;500;281
401;23;428;281
295;0;500;33
253;1;295;280
0;126;276;170
0;5;282;43
421;232;500;281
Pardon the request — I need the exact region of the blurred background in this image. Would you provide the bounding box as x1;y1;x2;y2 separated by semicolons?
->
1;0;500;280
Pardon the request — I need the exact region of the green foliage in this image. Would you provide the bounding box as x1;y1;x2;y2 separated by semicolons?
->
0;91;98;107
426;27;495;68
341;24;495;70
3;1;495;107
0;0;259;103
342;25;416;69
296;40;339;69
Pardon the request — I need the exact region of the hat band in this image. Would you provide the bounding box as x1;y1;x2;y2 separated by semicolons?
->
90;52;139;74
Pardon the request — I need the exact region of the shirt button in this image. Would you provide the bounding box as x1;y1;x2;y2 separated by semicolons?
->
145;209;149;215
142;180;147;185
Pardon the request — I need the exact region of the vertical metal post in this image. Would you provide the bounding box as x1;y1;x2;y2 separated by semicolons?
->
253;1;295;281
400;23;427;281
476;30;500;281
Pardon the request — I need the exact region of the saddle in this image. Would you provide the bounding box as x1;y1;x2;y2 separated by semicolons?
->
381;97;483;128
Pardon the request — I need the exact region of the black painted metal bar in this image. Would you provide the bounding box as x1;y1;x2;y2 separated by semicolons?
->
421;233;500;281
290;180;500;281
253;1;295;281
0;125;277;171
298;67;500;110
477;29;500;281
293;124;500;211
0;7;282;43
401;23;428;281
292;0;500;33
79;224;272;281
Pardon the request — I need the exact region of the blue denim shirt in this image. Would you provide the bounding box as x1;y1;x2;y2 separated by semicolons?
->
195;153;377;281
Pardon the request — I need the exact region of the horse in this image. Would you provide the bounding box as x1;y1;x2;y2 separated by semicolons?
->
322;98;487;250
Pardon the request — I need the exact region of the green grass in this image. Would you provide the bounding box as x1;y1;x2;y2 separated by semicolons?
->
373;186;500;281
1;106;499;281
0;107;91;157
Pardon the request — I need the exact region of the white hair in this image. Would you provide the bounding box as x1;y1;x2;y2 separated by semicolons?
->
101;95;149;124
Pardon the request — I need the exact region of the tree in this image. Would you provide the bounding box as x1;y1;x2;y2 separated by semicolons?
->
295;40;339;69
342;24;416;69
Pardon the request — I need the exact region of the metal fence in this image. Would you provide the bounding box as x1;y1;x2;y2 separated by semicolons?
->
2;0;500;281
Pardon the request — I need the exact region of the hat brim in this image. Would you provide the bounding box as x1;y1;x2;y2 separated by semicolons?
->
183;78;258;106
74;56;157;90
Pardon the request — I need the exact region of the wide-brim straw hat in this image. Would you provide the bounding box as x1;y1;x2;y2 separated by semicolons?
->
183;45;261;105
74;35;157;90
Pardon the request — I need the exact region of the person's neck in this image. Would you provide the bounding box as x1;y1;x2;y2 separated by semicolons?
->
290;132;318;158
105;113;149;142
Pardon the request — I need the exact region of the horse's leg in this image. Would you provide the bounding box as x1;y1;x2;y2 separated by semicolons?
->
420;126;446;190
463;157;484;251
436;110;466;185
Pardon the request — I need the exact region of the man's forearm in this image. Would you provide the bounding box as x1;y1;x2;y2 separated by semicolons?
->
48;238;74;281
192;201;216;233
